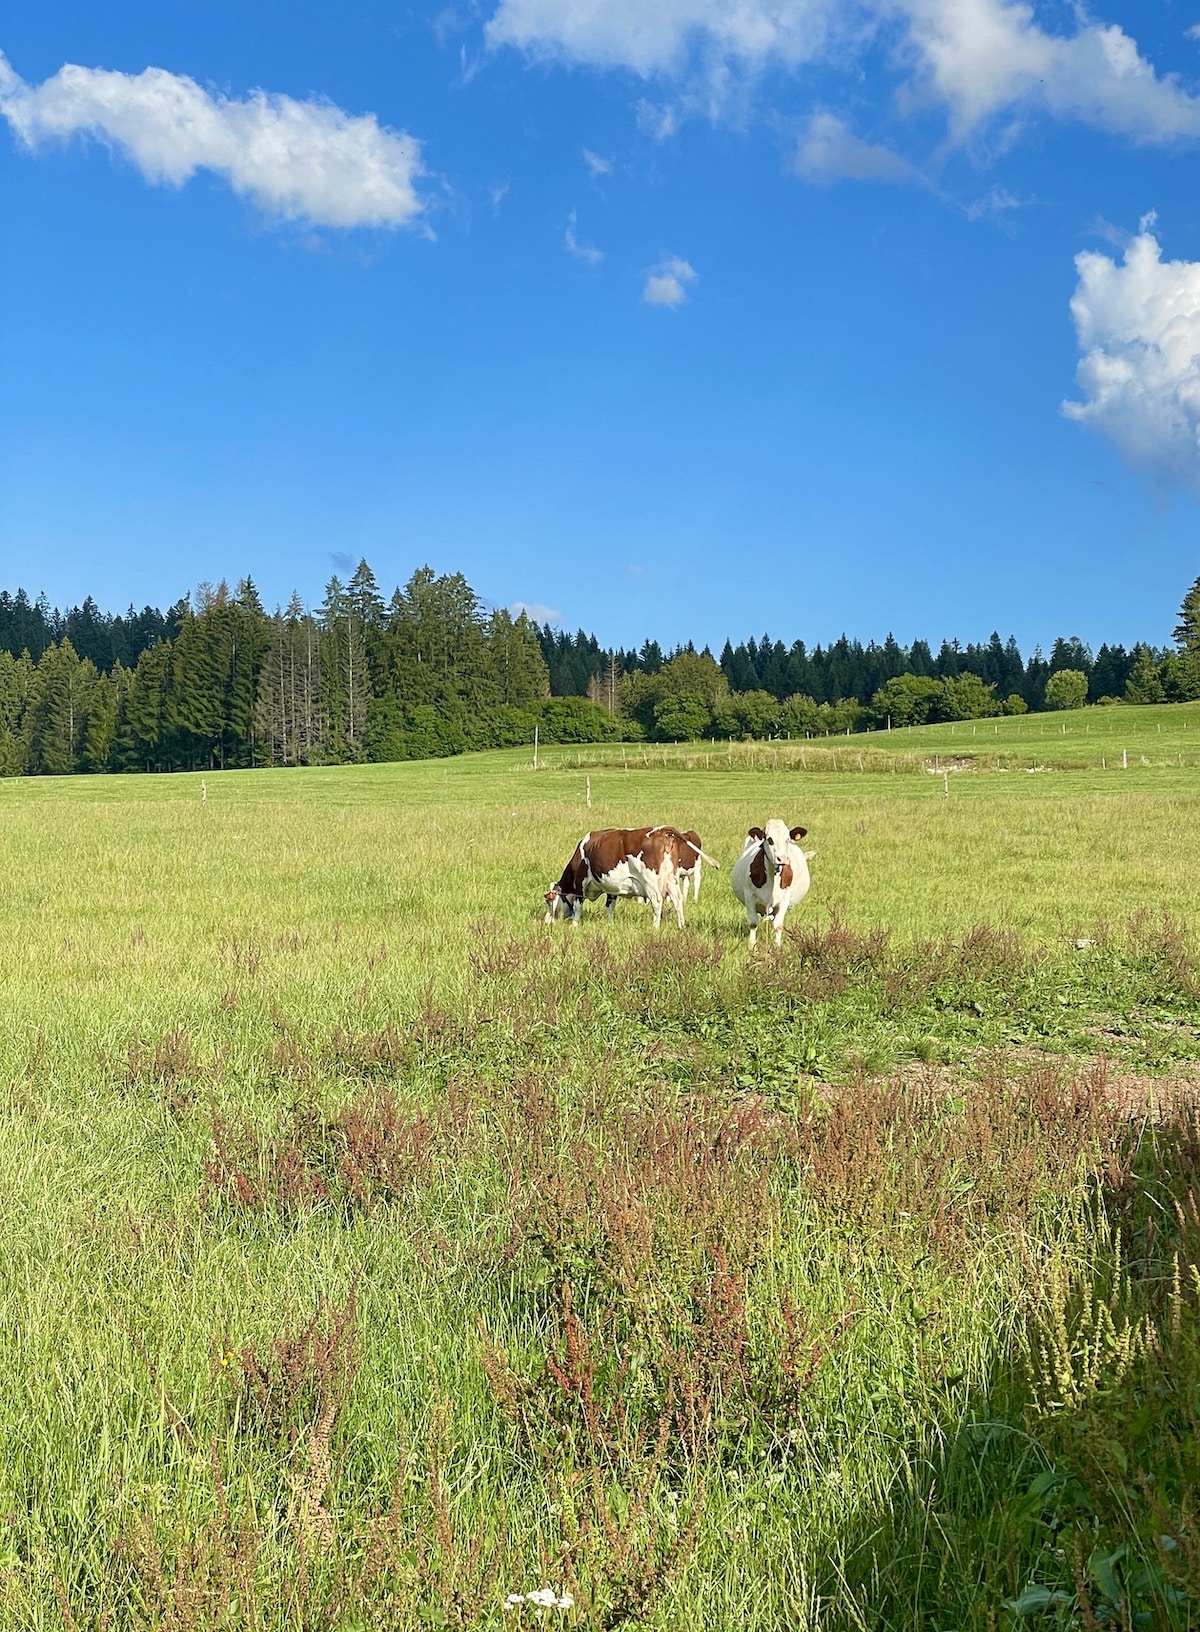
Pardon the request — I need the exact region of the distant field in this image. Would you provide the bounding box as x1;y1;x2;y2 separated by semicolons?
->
544;698;1200;773
2;711;1199;1628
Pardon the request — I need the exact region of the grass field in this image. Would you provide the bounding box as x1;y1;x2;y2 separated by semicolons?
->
2;709;1200;1628
546;698;1200;773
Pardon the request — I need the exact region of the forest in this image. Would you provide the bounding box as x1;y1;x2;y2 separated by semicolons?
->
1;563;1197;774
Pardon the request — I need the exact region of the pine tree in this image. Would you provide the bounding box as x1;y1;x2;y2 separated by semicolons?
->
0;650;32;773
1125;645;1165;704
82;671;118;770
229;580;270;766
118;643;172;770
320;575;370;759
484;609;551;707
22;640;95;773
1173;574;1200;655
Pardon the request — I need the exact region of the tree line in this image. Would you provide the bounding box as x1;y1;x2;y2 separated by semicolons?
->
2;567;1198;775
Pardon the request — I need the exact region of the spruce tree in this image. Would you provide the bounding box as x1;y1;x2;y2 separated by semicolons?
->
1125;645;1165;704
1173;574;1200;655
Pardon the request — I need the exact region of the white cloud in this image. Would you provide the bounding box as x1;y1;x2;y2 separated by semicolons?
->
1064;222;1200;490
486;0;836;77
898;0;1200;144
0;50;425;228
793;112;921;184
642;254;697;306
564;207;602;262
582;146;612;175
510;600;561;623
486;0;1200;146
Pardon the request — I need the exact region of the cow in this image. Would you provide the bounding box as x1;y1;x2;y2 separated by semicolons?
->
730;818;813;947
545;826;697;929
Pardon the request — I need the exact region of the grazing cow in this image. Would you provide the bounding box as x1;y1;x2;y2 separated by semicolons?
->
730;819;813;947
545;826;694;928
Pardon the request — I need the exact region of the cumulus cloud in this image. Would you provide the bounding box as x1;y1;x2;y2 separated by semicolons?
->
1064;221;1200;489
486;0;1200;146
898;0;1200;144
510;600;561;623
0;49;425;228
793;112;921;183
642;254;697;306
564;207;602;262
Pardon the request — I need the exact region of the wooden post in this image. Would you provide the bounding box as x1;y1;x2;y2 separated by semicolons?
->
201;780;207;804
1122;748;1128;769
943;771;949;800
533;726;539;770
585;776;591;808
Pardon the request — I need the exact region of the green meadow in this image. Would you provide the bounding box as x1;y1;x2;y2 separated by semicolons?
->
3;707;1200;1628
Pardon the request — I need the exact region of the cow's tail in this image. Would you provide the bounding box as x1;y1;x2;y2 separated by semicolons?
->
680;836;721;869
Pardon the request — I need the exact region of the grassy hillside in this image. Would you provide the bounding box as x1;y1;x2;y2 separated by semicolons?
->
543;698;1200;773
1;733;1199;1627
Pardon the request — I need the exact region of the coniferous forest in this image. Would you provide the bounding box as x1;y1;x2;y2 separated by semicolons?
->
1;562;1198;775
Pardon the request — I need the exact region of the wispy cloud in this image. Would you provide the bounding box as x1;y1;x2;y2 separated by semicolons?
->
565;207;602;263
635;98;679;140
962;184;1028;221
510;599;561;623
583;146;612;176
487;0;1200;147
0;50;425;228
642;254;697;307
793;113;921;185
1064;218;1200;491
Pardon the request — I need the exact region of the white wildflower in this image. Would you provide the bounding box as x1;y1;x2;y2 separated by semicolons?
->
503;1586;575;1610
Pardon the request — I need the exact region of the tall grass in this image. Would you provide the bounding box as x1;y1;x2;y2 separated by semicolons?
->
0;737;1198;1626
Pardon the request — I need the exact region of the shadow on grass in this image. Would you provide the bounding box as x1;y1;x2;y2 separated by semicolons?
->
828;1116;1200;1631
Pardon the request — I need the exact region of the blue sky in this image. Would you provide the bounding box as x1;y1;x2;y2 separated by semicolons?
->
3;1;1200;656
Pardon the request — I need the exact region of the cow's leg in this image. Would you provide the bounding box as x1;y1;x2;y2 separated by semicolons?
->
667;875;685;930
771;904;788;948
692;859;702;902
606;895;617;921
646;882;664;929
745;904;759;947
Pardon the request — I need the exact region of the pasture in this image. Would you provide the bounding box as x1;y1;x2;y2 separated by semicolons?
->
2;716;1200;1629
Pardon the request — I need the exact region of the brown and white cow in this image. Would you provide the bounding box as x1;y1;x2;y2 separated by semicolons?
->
544;827;693;928
606;829;712;914
730;818;813;947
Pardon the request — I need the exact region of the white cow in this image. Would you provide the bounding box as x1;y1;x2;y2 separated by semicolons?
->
730;819;813;947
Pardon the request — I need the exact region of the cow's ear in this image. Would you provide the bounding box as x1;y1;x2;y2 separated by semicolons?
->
747;826;765;841
790;825;808;840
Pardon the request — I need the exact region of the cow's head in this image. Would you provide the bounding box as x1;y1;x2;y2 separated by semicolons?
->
761;819;792;874
543;883;575;923
758;819;807;874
